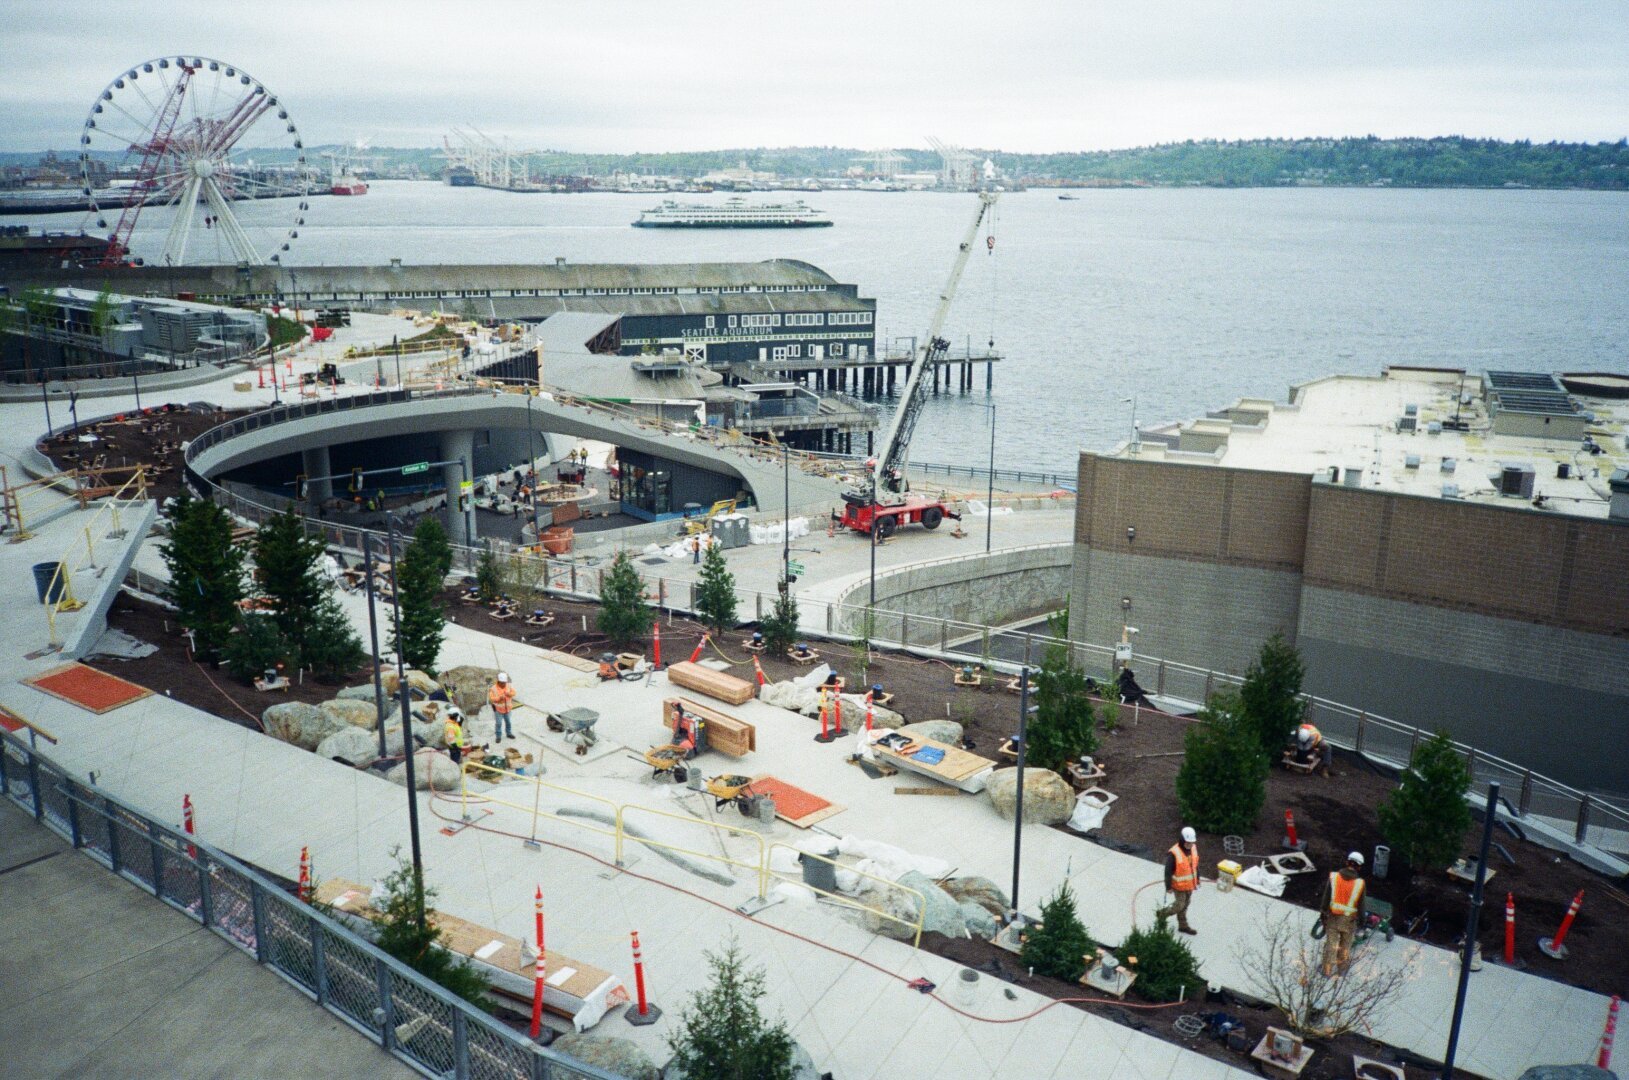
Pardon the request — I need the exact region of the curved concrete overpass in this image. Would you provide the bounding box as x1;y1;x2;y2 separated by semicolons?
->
186;387;840;542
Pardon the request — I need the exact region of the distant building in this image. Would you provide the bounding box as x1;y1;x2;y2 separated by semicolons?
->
1068;366;1629;794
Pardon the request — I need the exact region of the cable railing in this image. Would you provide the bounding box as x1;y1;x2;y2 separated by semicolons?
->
0;729;617;1080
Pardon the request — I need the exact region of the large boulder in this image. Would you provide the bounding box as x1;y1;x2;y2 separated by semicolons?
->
985;768;1075;825
960;901;1000;940
262;702;347;751
552;1033;656;1080
381;669;440;698
437;665;499;717
316;727;380;767
859;872;966;940
320;698;380;729
899;870;968;938
758;681;905;728
385;748;461;791
335;683;381;702
941;875;1010;918
380;720;441;757
899;720;963;746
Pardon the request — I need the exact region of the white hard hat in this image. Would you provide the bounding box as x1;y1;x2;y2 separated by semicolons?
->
1181;827;1197;844
1297;729;1312;746
1348;851;1365;867
498;672;510;683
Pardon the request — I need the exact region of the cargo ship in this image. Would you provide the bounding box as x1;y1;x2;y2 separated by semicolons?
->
632;197;831;228
329;168;368;196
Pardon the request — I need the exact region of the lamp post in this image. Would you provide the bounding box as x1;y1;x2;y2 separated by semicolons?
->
975;401;996;552
1012;666;1034;913
384;517;427;929
1121;396;1139;454
393;334;402;389
362;532;389;760
781;442;791;593
868;468;878;610
1441;781;1500;1080
526;390;541;549
41;382;53;438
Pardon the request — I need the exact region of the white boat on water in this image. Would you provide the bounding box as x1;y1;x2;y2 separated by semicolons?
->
632;196;832;229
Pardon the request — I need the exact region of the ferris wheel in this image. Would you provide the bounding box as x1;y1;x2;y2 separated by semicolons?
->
78;57;311;267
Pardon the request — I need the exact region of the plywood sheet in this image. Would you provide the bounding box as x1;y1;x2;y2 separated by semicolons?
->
665;661;755;705
540;649;600;674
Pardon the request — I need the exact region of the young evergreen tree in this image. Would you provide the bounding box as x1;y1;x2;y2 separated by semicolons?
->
390;527;446;674
474;547;502;603
1377;730;1473;872
596;550;650;645
694;542;738;635
302;594;366;681
411;517;454;579
160;495;245;657
254;508;328;646
666;938;796;1080
1175;690;1269;834
373;849;488;1006
759;586;800;654
1121;917;1204;1002
1239;632;1309;758
1020;882;1095;983
222;613;292;683
1026;640;1098;774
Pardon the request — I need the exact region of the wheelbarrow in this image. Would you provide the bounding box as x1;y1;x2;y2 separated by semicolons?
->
643;743;694;783
704;774;763;815
548;707;600;756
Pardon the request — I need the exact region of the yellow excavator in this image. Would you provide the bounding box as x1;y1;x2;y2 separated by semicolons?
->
680;498;737;536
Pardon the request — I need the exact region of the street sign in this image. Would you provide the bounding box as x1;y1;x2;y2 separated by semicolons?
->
459;480;473;492
787;561;806;576
401;462;429;476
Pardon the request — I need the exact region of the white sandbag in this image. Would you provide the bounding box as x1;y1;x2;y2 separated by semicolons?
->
834;868;861;894
1067;796;1110;833
1236;863;1289;897
768;846;801;874
792;664;834;689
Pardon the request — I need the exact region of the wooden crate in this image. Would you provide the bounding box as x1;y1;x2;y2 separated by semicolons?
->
665;660;755;705
662;697;755;758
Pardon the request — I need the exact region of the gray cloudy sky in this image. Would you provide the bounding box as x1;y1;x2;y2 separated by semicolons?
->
3;0;1625;152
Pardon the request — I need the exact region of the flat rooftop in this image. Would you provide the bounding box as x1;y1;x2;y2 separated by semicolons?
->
1126;366;1629;519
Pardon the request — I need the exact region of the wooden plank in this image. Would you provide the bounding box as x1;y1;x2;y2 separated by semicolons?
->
874;736;993;783
666;660;755;705
662;697;755;758
893;786;962;796
540;649;600;674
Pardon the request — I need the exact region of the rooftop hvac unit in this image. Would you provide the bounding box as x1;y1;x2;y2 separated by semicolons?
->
1427;421;1443;435
1405;454;1421;469
1404;403;1418;416
1441;457;1457;474
1397;415;1417;433
1557;462;1571;479
1343;468;1363;487
1499;464;1536;498
1442;483;1461;499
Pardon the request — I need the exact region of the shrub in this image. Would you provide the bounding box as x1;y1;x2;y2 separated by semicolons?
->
1026;640;1098;773
596;550;650;645
1377;730;1473;872
223;613;292;683
695;542;738;634
759;587;800;654
373;849;488;1007
474;547;502;603
1123;917;1204;1002
389;527;446;674
667;937;795;1080
1239;633;1309;758
302;594;366;681
1175;689;1269;834
160;495;245;657
253;508;329;647
1021;882;1094;983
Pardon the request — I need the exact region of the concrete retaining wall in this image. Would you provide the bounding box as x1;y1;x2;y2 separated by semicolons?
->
836;545;1072;634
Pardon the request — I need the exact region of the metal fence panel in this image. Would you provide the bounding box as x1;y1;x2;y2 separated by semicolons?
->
263;897;318;992
388;968;458;1076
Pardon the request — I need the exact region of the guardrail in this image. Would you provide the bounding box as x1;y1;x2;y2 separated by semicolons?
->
42;465;148;648
176;390;1627;852
0;729;617;1080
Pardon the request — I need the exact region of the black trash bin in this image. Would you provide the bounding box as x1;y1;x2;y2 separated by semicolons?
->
799;851;837;894
32;562;66;605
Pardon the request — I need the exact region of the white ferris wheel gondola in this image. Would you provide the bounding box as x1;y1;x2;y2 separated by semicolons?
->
78;56;311;267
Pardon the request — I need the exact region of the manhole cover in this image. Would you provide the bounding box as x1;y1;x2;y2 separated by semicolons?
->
639;557;667;566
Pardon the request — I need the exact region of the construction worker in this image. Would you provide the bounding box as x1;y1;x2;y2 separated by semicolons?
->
1290;722;1333;777
1156;826;1201;935
1318;852;1367;976
444;707;466;766
488;672;517;741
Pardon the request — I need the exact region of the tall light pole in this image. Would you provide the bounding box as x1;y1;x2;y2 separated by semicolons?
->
1441;781;1500;1080
362;532;389;760
385;517;426;930
781;442;791;593
1121;396;1138;454
975;401;996;552
1012;666;1034;913
868;468;878;610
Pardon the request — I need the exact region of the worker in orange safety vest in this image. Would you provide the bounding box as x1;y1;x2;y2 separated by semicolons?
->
1155;826;1200;935
488;672;517;741
1317;852;1367;975
1292;722;1334;777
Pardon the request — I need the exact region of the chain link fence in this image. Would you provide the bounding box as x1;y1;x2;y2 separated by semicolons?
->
0;730;621;1080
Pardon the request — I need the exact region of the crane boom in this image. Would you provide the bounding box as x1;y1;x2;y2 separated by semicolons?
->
871;190;997;495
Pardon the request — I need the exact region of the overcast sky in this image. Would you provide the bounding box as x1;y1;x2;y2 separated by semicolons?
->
3;0;1625;154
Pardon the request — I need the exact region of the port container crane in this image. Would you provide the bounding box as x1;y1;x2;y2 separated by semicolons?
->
836;190;998;539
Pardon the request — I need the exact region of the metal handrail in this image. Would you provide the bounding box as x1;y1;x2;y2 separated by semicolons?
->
43;465;148;648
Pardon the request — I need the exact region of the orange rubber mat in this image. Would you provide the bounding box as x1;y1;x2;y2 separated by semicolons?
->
749;775;844;828
24;663;152;714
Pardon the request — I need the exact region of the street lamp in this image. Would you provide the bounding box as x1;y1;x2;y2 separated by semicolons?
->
974;401;996;553
526;390;541;549
781;442;791;593
383;516;427;929
1011;666;1035;913
1121;396;1139;454
868;467;878;610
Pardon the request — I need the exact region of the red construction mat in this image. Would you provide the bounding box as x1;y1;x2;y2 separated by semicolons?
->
23;663;153;714
749;775;844;828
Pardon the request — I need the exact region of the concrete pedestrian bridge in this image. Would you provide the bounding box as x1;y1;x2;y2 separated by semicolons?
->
184;385;841;544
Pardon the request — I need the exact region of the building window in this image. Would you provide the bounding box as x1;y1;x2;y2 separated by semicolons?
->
728;315;738;328
830;343;844;358
705;315;715;329
789;344;801;357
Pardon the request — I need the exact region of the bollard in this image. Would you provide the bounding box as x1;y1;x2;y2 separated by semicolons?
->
652;621;662;668
1539;889;1584;959
1503;893;1516;964
182;794;196;859
1281;809;1304;852
530;887;546;1039
752;655;767;687
865;691;874;734
833;693;844;736
626;930;661;1025
689;634;708;665
257;365;265;389
1600;995;1619;1070
298;846;311;903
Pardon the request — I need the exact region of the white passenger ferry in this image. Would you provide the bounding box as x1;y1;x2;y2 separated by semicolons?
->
632;197;832;229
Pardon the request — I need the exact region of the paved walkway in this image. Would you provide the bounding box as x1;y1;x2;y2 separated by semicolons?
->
0;800;413;1080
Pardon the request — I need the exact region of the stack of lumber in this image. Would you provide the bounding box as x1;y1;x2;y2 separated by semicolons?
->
665;660;755;705
662;697;755;758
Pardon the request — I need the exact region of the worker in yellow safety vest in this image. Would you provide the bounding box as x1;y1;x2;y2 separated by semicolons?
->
488;672;517;741
1155;826;1200;935
1317;852;1368;976
444;708;466;766
1292;722;1333;777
